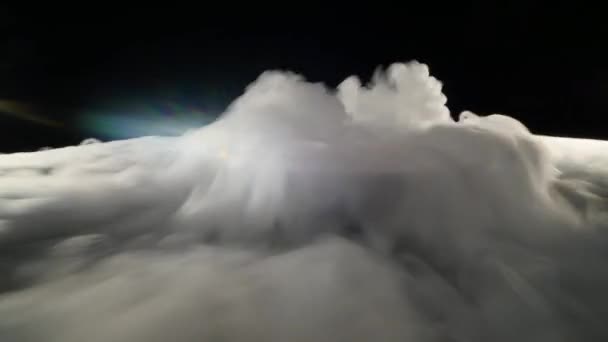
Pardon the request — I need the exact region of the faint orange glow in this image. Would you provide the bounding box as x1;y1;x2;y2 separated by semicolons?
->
0;99;62;127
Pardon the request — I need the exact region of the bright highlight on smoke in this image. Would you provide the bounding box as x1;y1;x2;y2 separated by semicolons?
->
1;61;608;342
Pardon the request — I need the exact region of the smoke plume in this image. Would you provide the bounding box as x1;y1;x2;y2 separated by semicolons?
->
1;61;607;342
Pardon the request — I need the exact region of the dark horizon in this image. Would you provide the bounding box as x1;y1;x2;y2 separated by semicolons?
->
1;4;606;151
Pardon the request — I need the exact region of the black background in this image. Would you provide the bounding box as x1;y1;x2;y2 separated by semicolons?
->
1;3;606;152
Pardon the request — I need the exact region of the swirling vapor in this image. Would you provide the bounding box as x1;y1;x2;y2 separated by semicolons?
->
0;61;607;342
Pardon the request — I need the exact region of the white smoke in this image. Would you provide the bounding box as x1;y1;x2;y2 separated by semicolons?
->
0;61;607;342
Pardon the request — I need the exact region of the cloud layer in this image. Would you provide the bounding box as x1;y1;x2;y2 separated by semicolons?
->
1;61;607;341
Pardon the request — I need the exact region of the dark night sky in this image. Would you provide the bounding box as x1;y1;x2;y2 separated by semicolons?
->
1;3;606;152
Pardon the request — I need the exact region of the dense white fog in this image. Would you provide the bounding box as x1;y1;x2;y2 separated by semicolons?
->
1;61;607;341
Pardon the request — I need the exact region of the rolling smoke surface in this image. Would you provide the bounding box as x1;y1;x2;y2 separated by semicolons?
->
1;62;608;341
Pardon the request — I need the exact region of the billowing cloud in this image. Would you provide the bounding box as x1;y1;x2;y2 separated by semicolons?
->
0;61;607;342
